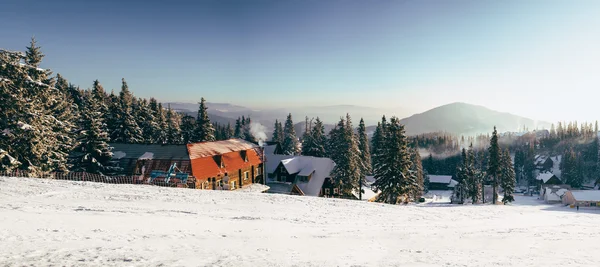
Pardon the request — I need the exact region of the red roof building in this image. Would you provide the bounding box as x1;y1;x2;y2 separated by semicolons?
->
187;139;264;190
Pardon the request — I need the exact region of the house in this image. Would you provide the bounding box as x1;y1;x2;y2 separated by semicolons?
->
534;155;553;172
536;172;561;187
187;139;264;190
428;175;458;190
562;190;600;207
109;143;192;182
265;154;335;197
540;185;571;203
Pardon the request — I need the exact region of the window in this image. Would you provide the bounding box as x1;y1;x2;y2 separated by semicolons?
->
298;176;308;183
231;181;237;190
213;155;224;168
279;175;287;182
333;188;339;194
241;150;248;162
244;171;249;181
325;188;330;194
256;167;261;176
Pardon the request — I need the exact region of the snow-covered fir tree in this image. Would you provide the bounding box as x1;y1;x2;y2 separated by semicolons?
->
372;117;416;204
242;116;257;143
70;91;113;174
271;120;284;144
500;149;516;204
193;97;215;142
302;117;327;157
0;40;76;174
370;116;388;177
410;147;424;201
487;126;501;204
301;117;313;155
105;91;121;142
234;118;244;139
165;104;182;144
327;115;362;197
180;114;196;144
282;113;299;155
138;98;156;143
153;103;168;144
115;78;143;143
357;118;372;176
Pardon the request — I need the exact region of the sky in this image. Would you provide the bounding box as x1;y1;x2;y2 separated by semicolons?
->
2;0;600;122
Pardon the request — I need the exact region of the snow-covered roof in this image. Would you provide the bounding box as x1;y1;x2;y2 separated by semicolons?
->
265;154;335;197
187;139;258;159
536;172;557;183
428;175;453;184
138;152;154;160
571;191;600;202
448;179;459;188
112;151;126;160
365;176;376;183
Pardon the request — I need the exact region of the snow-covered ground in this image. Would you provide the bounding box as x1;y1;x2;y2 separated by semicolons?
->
2;177;600;267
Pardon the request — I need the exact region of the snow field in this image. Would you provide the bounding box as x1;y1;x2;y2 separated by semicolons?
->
1;176;599;267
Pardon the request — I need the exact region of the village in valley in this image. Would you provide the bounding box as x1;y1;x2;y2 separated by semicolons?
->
3;1;600;265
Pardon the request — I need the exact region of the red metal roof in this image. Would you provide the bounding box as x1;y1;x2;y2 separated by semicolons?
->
187;139;259;159
187;140;263;181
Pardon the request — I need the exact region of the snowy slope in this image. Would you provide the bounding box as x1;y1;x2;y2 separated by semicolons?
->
1;177;599;267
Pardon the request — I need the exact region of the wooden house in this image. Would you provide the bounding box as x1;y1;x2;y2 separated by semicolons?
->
187;139;264;190
562;190;600;207
109;143;192;180
265;154;336;197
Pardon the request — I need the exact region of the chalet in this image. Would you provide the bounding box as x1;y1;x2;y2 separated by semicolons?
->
187;139;264;190
265;154;335;197
534;155;553;172
562;190;600;207
428;175;458;191
109;143;192;181
536;172;562;186
540;185;571;203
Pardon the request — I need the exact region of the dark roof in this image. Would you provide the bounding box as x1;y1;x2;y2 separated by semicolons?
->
109;143;190;160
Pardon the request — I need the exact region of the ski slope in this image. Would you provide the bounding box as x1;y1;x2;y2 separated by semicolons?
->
1;176;599;267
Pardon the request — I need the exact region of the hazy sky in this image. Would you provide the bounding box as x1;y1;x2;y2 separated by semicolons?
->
2;0;600;122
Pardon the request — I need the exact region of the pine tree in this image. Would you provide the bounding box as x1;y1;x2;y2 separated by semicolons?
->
138;98;156;143
70;92;113;174
301;117;314;156
357;118;372;176
165;104;182;144
112;78;143;143
243;116;257;143
309;117;327;157
327;115;362;197
180;114;196;144
500;149;516;204
106;91;121;142
0;43;74;174
154;103;168;144
234;118;245;139
193;97;215;142
410;147;424;200
371;116;388;176
272;120;284;144
372;117;415;204
487;126;501;204
282;113;299;155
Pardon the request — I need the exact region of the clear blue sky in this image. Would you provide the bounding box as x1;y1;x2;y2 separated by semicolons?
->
2;0;600;122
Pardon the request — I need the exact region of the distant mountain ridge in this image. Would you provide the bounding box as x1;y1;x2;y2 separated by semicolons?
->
167;101;551;137
398;102;552;136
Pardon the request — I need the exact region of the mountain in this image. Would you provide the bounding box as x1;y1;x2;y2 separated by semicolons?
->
398;102;552;136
